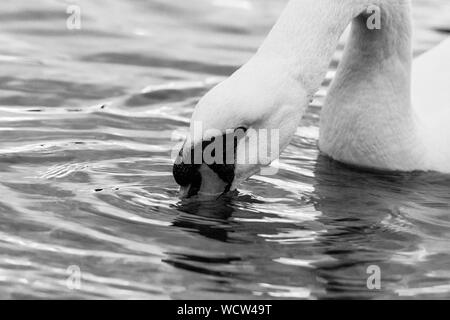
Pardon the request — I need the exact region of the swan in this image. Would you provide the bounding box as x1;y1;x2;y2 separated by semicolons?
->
173;0;450;197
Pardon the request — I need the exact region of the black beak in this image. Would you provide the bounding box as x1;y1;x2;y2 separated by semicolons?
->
172;128;246;198
173;151;234;198
172;160;202;198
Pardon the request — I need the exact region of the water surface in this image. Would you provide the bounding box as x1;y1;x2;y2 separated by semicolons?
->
0;0;449;299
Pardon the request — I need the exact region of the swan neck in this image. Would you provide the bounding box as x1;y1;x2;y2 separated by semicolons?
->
257;0;411;96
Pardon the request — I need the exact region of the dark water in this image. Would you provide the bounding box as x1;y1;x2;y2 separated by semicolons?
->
0;0;449;299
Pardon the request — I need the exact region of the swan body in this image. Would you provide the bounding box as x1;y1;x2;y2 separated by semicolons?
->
411;39;450;170
317;0;450;173
174;0;450;196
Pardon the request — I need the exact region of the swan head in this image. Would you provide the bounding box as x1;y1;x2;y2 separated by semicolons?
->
173;59;308;198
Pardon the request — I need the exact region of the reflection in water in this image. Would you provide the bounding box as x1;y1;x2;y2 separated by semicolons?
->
312;157;430;299
315;157;450;298
0;0;449;299
165;155;450;299
173;197;236;242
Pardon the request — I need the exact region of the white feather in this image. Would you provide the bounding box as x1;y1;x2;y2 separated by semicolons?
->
190;0;450;183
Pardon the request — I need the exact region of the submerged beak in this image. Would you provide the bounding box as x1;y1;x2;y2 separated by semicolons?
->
176;164;232;199
178;185;191;198
173;129;246;199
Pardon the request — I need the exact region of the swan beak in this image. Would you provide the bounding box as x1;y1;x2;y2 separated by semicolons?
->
178;185;191;198
173;129;245;199
174;163;232;199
